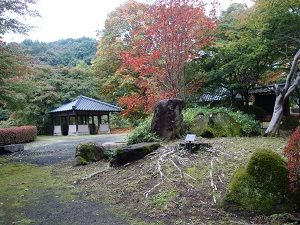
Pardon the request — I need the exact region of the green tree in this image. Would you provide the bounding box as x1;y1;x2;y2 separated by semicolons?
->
8;62;99;133
92;0;148;103
248;0;300;134
200;3;271;109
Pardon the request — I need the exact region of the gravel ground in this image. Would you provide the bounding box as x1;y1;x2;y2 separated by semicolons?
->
10;134;127;165
2;134;129;225
24;192;127;225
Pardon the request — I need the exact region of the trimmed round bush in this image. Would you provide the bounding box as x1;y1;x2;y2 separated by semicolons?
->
247;149;288;193
224;149;289;213
0;126;37;145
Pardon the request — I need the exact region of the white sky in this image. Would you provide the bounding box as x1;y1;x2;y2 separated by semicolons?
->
3;0;253;43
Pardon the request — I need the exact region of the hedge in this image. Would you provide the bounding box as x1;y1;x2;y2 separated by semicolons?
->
0;126;37;146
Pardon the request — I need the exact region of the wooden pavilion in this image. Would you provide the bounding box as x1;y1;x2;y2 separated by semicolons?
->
49;95;122;136
250;84;290;121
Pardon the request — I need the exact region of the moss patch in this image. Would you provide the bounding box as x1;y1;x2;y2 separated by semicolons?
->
185;164;209;181
151;189;178;209
75;142;104;162
0;159;78;224
224;149;289;213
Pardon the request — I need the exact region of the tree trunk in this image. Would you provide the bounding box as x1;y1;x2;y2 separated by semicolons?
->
243;91;250;113
265;93;284;135
265;49;300;135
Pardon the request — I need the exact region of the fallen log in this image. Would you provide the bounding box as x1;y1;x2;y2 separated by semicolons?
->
110;142;160;167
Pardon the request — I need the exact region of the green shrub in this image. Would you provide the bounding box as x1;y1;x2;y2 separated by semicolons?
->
0;126;37;145
247;105;267;120
183;107;260;137
247;149;288;193
110;113;132;129
224;149;289;213
280;116;300;130
226;167;281;213
199;127;215;138
127;117;162;145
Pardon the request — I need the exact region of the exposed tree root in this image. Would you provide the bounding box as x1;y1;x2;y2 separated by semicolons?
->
74;167;110;184
144;145;201;198
209;157;218;204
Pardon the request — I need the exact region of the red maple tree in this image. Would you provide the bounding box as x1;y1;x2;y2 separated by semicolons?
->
118;0;217;117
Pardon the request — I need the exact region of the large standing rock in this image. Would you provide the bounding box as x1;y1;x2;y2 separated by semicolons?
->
151;99;185;140
193;112;240;138
110;142;160;167
73;142;105;166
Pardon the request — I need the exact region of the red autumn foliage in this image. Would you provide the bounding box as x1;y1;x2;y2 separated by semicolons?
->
284;127;300;193
0;126;37;146
117;0;217;117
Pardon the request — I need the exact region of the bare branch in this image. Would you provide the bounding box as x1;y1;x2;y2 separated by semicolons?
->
284;72;300;101
284;49;300;91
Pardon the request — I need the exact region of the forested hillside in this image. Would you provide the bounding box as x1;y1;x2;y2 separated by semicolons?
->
20;37;97;66
1;0;300;135
0;37;99;134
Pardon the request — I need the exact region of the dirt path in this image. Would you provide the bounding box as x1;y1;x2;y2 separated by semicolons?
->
0;134;129;225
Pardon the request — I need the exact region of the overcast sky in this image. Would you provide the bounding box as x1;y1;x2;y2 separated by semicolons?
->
3;0;253;43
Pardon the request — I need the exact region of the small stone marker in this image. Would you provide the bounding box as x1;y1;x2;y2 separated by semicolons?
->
185;134;196;152
185;134;196;142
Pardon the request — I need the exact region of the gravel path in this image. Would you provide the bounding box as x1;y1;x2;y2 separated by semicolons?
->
10;134;127;165
4;134;129;225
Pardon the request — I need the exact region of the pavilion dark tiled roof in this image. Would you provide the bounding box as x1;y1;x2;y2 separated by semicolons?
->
249;84;285;95
49;95;122;113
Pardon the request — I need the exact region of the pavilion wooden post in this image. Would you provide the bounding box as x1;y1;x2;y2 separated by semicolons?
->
75;112;78;134
107;113;110;133
51;115;55;135
87;111;90;134
60;116;63;134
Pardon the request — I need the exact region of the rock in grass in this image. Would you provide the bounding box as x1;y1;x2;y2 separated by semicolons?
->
73;156;88;166
73;142;105;166
194;112;241;138
223;149;289;213
110;142;160;167
0;144;24;154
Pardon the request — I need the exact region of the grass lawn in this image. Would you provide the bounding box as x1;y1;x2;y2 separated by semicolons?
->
71;135;296;225
1;134;298;224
